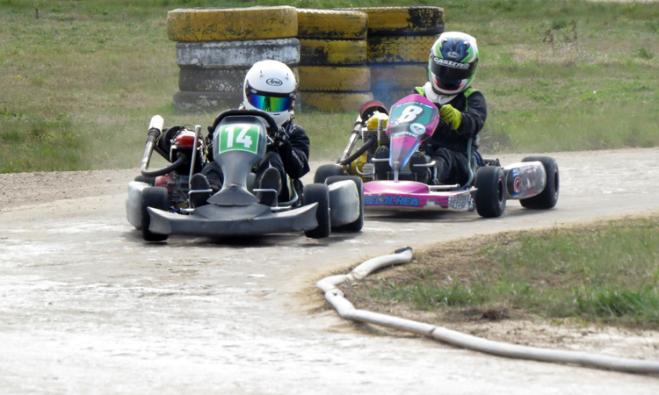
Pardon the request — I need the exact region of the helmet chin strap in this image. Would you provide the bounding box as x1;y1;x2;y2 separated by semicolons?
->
424;82;457;105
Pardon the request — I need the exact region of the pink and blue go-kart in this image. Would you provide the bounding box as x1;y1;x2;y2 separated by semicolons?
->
314;94;559;218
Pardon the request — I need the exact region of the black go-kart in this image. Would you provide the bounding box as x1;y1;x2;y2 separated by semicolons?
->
126;110;363;241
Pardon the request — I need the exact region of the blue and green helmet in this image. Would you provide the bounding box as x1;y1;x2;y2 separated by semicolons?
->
428;32;479;95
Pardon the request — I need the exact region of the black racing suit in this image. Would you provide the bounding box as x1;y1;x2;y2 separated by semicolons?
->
202;119;310;201
415;86;487;185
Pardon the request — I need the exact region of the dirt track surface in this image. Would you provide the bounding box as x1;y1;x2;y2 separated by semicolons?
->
1;148;658;394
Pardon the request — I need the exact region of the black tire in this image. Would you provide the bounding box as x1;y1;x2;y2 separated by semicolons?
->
326;175;364;232
141;187;169;242
475;166;506;218
520;156;560;210
314;163;345;184
303;183;331;239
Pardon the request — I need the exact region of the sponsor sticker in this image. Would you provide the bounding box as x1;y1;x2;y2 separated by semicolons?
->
265;78;283;86
364;195;421;207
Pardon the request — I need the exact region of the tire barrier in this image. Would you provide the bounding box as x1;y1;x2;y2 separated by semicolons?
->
296;9;369;112
168;6;443;112
351;6;444;36
371;89;416;108
176;39;300;68
173;90;242;112
297;9;367;40
179;67;245;93
298;66;370;92
370;64;427;106
367;35;437;64
179;67;300;93
299;39;367;66
301;92;374;112
370;64;427;91
167;6;298;42
355;6;444;107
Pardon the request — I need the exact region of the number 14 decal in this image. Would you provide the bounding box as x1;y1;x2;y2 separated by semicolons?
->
217;123;260;154
224;125;253;149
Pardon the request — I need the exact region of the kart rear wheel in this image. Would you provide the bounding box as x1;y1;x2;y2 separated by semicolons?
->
475;166;506;218
326;175;364;232
314;163;345;183
520;156;559;210
303;183;331;239
141;187;169;242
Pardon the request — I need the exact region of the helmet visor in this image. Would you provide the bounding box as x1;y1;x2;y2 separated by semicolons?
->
246;89;293;113
430;56;475;90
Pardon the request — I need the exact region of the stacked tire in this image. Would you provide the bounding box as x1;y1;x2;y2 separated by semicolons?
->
168;7;300;112
296;9;373;112
355;6;445;107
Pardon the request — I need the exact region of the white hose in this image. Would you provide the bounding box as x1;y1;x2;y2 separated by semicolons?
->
317;247;659;375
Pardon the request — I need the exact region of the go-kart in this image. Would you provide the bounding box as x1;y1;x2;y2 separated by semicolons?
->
314;94;559;217
126;109;363;241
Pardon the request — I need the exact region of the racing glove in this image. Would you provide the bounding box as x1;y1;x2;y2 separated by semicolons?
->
274;127;292;152
439;104;462;131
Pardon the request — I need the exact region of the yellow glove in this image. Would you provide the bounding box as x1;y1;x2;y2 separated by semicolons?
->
440;104;462;130
366;112;389;130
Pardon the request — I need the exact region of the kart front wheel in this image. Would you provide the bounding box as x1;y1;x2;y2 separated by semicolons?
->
520;156;559;210
303;183;331;239
314;163;345;183
141;187;169;242
326;175;364;232
475;166;506;218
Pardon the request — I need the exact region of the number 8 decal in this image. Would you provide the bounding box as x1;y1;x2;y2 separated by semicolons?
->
396;105;424;123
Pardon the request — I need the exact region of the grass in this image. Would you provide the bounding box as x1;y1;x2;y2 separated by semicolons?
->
351;217;659;329
0;0;658;172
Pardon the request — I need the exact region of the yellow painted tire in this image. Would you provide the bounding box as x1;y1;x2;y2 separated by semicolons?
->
368;35;437;64
372;89;418;108
370;64;427;91
299;66;370;92
167;6;297;42
300;39;367;65
297;9;367;40
300;92;374;113
352;6;444;36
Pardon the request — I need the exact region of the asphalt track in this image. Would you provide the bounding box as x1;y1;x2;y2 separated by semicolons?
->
1;149;658;394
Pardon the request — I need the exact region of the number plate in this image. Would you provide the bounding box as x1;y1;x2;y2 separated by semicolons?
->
216;123;260;155
389;102;435;131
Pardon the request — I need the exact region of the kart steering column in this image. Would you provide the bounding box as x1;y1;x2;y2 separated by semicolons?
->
338;137;376;166
339;116;363;164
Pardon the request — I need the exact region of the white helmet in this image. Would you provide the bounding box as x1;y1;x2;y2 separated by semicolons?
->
242;60;297;127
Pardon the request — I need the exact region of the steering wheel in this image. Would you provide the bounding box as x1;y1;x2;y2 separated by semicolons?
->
211;109;279;138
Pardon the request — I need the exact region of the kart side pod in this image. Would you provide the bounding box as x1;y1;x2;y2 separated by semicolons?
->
126;180;150;229
503;161;546;200
327;180;361;228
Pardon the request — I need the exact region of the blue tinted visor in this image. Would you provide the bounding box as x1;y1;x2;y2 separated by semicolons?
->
246;88;294;113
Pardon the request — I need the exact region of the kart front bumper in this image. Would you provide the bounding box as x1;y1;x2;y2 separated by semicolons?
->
363;181;474;212
147;203;319;237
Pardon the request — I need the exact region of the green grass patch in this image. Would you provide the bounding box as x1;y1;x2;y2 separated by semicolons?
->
0;0;658;172
355;217;659;328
